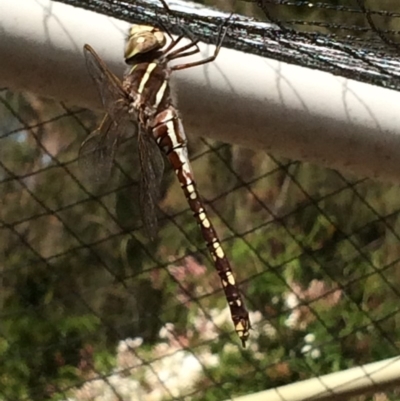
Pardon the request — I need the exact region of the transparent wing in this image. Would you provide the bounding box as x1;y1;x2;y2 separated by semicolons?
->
81;44;134;185
138;128;165;240
79;113;120;184
83;44;128;122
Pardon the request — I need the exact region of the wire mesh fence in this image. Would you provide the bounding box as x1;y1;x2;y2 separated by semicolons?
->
2;0;400;401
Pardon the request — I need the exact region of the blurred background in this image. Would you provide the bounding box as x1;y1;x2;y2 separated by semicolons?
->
2;1;400;400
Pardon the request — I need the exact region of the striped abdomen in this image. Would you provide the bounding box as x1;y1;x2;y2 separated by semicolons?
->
125;60;250;346
151;107;250;346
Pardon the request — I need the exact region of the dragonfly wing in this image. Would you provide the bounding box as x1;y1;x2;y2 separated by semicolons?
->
83;44;128;122
79;113;120;185
138;128;165;240
81;45;136;186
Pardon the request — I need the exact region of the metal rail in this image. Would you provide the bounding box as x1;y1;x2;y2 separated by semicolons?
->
1;0;400;183
226;356;400;401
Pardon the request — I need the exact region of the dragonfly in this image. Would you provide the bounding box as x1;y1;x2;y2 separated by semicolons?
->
80;17;250;347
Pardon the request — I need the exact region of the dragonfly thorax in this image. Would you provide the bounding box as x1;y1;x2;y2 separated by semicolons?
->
125;25;166;62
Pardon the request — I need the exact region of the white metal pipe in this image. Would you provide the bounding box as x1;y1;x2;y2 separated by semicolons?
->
227;356;400;401
1;0;400;184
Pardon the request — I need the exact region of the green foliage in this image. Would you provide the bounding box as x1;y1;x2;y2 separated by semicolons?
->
2;89;400;400
0;309;99;400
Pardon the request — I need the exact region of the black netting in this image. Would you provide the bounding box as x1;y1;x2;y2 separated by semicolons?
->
54;0;400;90
2;1;400;400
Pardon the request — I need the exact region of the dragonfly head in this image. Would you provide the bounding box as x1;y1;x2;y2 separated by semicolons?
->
125;25;166;61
